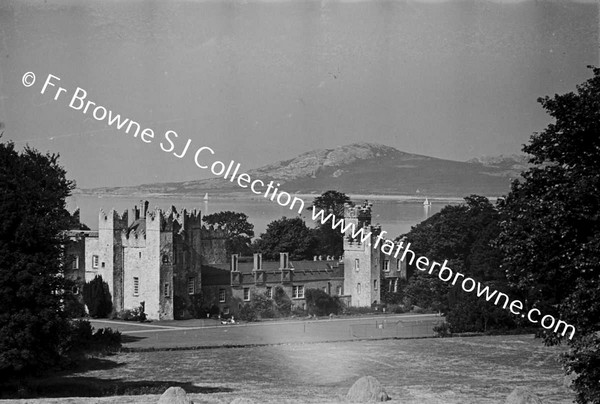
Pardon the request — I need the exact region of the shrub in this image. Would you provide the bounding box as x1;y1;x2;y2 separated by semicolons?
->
433;322;452;337
189;294;207;319
305;289;342;316
63;293;86;318
411;306;429;314
387;304;405;314
238;304;257;322
291;306;307;317
114;304;146;322
82;275;112;318
209;304;220;317
58;320;121;362
273;286;292;316
343;306;377;315
251;293;276;319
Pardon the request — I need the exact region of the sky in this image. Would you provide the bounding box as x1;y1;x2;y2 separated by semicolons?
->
0;0;598;188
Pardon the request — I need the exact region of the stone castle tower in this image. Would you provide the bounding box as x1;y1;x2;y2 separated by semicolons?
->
85;201;228;320
343;201;382;307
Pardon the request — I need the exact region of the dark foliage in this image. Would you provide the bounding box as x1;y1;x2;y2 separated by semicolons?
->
402;195;519;333
497;66;600;403
253;217;318;260
60;320;121;359
202;211;254;256
304;288;342;316
0;140;76;376
273;286;292;316
238;304;258;322
113;304;146;322
82;275;113;318
310;190;350;258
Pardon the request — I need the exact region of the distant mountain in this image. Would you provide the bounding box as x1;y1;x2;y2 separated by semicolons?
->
466;154;531;176
79;143;529;198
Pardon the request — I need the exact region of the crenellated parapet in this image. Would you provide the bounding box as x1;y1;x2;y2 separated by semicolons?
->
99;208;129;230
121;228;147;247
344;201;373;221
200;224;228;239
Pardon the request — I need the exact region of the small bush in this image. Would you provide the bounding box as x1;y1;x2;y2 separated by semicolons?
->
343;306;378;315
82;275;112;318
251;293;276;319
411;305;429;314
59;320;121;362
63;295;86;318
209;304;220;317
305;289;342;316
387;304;405;314
114;304;146;322
291;306;306;317
273;286;292;316
238;304;257;322
433;322;452;337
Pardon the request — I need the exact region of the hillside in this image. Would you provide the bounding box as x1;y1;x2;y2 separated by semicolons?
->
80;143;528;197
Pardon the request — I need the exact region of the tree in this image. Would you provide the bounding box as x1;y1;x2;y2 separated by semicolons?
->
310;191;350;258
497;67;600;403
202;211;254;256
253;217;318;260
82;275;113;318
402;195;517;331
0;140;77;375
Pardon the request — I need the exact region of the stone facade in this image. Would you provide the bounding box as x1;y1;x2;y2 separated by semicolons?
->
342;201;383;307
65;199;406;320
69;201;226;320
202;253;346;316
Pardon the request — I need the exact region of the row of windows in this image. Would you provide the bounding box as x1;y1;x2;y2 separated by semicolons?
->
131;276;196;297
354;258;400;272
218;285;346;303
355;280;379;295
90;251;152;270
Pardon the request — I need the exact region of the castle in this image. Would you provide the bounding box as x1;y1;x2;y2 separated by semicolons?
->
65;200;407;320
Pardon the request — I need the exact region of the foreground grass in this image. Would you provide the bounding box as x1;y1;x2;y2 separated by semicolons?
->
0;334;574;404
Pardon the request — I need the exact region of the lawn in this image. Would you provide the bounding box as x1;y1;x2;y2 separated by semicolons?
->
0;334;574;404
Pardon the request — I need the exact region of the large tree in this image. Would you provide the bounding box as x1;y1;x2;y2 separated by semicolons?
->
497;67;600;404
0;140;77;375
401;195;516;332
310;190;350;258
202;211;254;256
253;217;317;260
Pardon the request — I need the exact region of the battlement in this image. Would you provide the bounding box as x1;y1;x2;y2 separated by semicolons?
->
200;225;228;239
344;201;373;220
126;202;203;233
98;208;129;229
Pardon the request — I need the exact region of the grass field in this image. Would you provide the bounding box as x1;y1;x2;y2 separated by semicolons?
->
93;314;445;350
0;334;574;404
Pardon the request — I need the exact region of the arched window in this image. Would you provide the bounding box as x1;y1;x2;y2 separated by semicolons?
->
357;283;361;294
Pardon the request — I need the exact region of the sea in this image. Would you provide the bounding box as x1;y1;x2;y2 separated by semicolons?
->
67;194;453;239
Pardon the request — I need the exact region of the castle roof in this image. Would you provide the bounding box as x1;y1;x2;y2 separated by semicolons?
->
201;260;344;286
230;259;341;273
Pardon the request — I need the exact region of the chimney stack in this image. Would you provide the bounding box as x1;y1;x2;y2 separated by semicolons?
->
280;252;289;269
253;253;262;271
